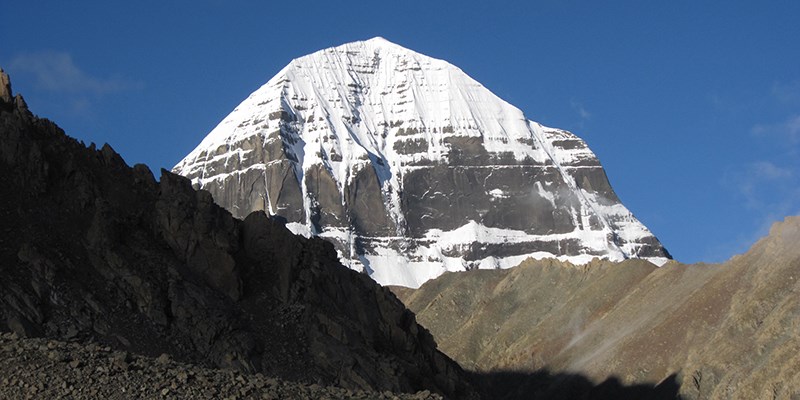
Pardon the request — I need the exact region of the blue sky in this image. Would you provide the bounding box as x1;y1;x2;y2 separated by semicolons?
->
2;1;799;264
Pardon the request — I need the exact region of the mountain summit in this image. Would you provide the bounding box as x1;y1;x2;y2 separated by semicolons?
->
174;37;670;287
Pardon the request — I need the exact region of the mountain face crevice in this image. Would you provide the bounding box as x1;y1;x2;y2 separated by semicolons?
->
0;69;476;398
174;37;670;288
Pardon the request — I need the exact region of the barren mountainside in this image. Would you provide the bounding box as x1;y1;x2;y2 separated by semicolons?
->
174;37;670;288
394;216;800;399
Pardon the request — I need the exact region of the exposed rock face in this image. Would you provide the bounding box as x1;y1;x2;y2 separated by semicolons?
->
0;68;12;105
0;72;475;398
173;37;670;288
394;216;800;399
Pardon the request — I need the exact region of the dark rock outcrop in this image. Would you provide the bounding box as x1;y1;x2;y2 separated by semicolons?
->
0;68;12;105
0;70;475;398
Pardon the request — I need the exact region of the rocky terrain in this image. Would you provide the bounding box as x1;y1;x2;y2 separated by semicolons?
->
0;66;694;399
394;217;800;399
0;332;443;399
174;37;670;288
5;52;797;398
0;68;475;398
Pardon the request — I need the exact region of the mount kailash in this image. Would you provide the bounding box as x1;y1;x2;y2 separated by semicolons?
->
174;37;670;288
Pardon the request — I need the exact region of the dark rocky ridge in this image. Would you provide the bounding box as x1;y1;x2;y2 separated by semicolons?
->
0;69;475;398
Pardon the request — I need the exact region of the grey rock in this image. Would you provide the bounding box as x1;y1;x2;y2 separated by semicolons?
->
156;354;171;365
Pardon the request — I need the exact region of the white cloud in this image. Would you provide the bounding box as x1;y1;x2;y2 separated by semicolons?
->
724;161;795;210
716;161;800;261
771;80;800;104
570;100;591;120
752;114;800;143
9;51;139;95
750;160;793;180
751;79;800;145
712;80;800;261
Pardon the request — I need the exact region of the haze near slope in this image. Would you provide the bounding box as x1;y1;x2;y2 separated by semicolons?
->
174;37;669;288
394;216;800;399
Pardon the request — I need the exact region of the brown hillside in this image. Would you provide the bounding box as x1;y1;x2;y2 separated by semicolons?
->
395;217;800;399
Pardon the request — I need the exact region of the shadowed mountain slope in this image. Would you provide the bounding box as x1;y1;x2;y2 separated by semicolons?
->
0;68;475;398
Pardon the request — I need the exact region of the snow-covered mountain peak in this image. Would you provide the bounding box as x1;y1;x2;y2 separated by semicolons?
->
309;36;435;60
174;38;671;288
363;36;394;45
349;36;412;51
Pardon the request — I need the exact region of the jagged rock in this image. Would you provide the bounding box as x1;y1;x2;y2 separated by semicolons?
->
0;68;11;105
13;94;28;114
0;68;476;398
156;171;242;300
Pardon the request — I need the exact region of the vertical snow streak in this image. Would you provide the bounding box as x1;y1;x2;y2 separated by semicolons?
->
528;120;626;258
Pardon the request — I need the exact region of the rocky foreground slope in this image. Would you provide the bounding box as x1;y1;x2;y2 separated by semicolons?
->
174;37;670;288
0;332;442;400
0;68;474;398
394;217;800;399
